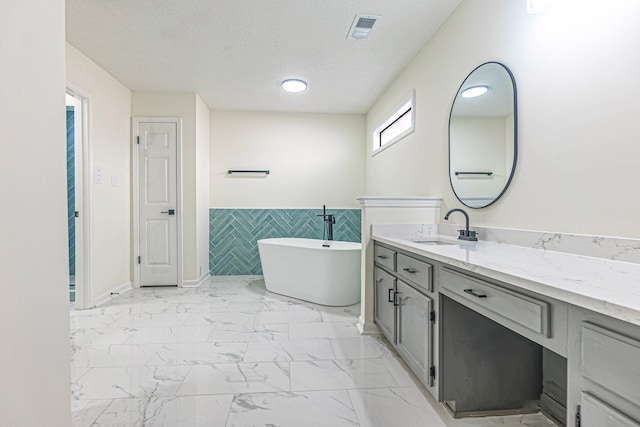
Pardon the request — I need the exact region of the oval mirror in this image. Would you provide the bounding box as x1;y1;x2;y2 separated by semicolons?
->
448;62;517;208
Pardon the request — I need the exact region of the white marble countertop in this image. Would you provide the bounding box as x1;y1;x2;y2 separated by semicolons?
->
373;231;640;327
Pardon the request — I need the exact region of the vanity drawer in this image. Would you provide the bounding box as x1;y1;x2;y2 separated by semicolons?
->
582;322;640;405
374;245;396;271
440;268;549;336
397;253;432;293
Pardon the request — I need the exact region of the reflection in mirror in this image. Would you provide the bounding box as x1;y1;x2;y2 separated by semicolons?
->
449;62;517;208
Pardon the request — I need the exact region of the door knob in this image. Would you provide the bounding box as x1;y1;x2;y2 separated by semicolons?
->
160;209;175;215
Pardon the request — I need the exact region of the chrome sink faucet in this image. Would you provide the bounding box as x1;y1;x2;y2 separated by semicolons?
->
444;208;478;241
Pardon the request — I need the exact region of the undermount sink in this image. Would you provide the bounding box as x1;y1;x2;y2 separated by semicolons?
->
412;240;457;246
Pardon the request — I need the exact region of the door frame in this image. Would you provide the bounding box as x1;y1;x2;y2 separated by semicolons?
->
66;84;93;309
132;117;183;288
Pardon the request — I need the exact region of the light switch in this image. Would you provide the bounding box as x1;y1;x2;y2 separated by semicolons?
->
111;175;119;187
94;166;103;184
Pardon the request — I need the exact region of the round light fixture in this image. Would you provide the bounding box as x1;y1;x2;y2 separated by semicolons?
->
461;85;489;98
281;79;307;93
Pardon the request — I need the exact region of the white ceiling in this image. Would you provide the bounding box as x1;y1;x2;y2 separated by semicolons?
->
66;0;460;114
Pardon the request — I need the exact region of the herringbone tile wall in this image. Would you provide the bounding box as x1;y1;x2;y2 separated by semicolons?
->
209;208;361;275
66;107;75;276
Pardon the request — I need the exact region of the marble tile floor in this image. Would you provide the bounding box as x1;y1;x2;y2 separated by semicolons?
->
70;276;558;427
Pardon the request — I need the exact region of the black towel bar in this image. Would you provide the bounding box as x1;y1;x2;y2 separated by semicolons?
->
227;170;270;175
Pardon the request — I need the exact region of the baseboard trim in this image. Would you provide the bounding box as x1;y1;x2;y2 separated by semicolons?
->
357;316;381;335
182;271;210;288
93;281;132;307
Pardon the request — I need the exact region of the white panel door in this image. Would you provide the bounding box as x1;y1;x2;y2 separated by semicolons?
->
138;122;178;286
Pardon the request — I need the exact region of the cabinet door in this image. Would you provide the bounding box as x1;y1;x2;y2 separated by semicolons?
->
397;280;433;386
582;392;640;427
582;323;640;406
374;267;396;343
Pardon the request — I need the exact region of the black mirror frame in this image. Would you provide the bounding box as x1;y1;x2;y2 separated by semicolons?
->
448;61;518;209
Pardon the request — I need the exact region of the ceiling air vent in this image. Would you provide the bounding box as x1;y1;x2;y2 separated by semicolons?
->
347;14;381;40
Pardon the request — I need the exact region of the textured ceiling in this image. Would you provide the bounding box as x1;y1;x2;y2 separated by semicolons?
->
66;0;460;114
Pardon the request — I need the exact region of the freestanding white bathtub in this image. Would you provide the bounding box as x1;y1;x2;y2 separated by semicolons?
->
257;238;361;306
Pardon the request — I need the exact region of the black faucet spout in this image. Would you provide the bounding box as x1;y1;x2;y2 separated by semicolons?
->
444;208;477;241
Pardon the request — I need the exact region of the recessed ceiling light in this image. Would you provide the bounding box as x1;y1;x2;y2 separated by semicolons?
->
461;85;489;98
281;79;307;93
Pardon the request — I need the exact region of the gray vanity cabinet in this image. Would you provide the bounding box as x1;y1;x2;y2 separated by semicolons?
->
373;237;640;427
568;307;640;427
581;393;639;427
374;267;396;342
373;243;436;392
396;280;433;386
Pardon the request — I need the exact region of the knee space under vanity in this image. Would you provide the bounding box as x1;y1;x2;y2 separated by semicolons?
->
440;295;568;424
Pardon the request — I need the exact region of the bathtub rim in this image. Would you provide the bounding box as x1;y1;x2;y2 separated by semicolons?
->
257;237;361;251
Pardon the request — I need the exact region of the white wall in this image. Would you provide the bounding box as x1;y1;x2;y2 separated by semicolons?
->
66;43;133;300
195;95;211;280
210;111;365;208
366;0;640;238
0;0;71;424
131;92;208;281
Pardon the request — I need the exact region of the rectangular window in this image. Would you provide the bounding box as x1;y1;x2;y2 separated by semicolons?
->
372;91;415;155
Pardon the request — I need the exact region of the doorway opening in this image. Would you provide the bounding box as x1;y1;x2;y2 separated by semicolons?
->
66;88;92;309
65;95;76;302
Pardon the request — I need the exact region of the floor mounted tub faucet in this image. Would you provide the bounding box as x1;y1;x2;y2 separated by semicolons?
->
317;205;336;241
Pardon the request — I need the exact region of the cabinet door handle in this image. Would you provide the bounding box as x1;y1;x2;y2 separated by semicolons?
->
388;288;394;302
377;255;389;260
393;291;399;306
403;268;417;274
464;288;487;298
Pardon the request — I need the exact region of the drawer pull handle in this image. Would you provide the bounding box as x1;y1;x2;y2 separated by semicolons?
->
393;291;399;306
388;288;395;303
377;255;389;260
403;268;417;274
464;288;487;298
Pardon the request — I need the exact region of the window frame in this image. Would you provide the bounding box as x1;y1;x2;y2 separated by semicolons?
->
372;91;416;156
